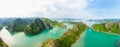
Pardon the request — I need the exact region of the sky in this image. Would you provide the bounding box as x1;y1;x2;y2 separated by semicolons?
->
0;0;120;19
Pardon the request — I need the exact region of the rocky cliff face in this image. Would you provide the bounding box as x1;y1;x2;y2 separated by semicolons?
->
24;18;52;35
0;38;8;47
7;18;28;32
92;22;120;34
6;18;65;35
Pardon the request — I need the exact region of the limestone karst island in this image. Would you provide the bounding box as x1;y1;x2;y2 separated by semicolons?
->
0;0;120;47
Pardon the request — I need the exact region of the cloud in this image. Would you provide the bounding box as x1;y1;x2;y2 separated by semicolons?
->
0;0;35;17
0;0;93;18
32;0;93;19
0;0;120;19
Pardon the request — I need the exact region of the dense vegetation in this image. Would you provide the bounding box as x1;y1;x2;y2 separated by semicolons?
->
41;38;59;47
4;18;66;35
42;18;66;28
24;18;52;35
92;22;120;34
0;18;17;30
0;18;17;26
41;22;87;47
7;18;28;32
0;38;8;47
24;18;66;35
56;22;66;28
63;20;76;24
42;18;58;26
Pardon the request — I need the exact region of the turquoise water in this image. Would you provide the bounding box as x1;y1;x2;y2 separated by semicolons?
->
74;28;120;47
0;23;73;47
1;22;120;47
0;28;66;47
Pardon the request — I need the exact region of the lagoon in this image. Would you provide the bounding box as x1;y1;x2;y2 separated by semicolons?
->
0;22;120;47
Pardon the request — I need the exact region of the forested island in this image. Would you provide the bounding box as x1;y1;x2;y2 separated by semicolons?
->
0;38;8;47
7;18;29;32
92;22;120;34
6;18;66;35
41;22;87;47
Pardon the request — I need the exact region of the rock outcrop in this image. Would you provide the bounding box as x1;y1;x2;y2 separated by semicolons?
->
7;18;28;32
92;22;120;34
24;18;52;35
41;38;58;47
6;18;66;35
0;38;8;47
